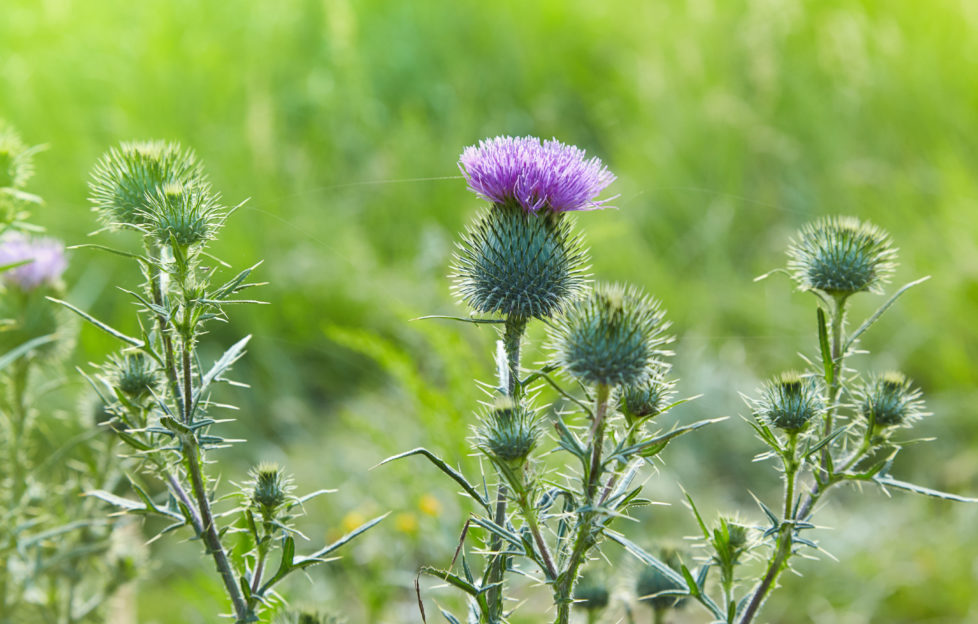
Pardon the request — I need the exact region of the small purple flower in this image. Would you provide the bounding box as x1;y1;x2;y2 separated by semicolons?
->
0;233;67;290
459;136;616;213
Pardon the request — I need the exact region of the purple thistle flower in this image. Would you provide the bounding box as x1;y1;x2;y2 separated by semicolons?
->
0;233;67;291
459;136;616;213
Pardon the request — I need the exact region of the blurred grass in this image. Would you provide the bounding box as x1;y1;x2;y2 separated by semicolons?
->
2;0;977;622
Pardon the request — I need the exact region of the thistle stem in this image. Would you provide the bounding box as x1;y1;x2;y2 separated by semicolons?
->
183;440;250;622
820;295;848;478
486;315;528;623
554;384;611;624
517;493;558;580
740;433;801;624
737;523;792;624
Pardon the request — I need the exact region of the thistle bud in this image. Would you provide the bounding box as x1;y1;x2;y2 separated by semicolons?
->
88;140;206;228
108;351;160;399
474;397;541;467
248;462;294;521
452;202;588;319
140;181;225;248
635;547;686;612
550;283;671;388
787;216;896;297
620;375;676;424
573;571;610;611
754;371;823;433
858;372;925;428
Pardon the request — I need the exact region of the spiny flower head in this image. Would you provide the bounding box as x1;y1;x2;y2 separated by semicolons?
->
248;462;294;521
753;371;824;433
452;201;588;318
108;351;160;399
139;181;226;248
474;397;541;467
787;216;896;297
0;121;36;190
89;140;206;228
620;374;676;423
459;136;616;214
550;283;671;388
0;233;67;291
858;371;925;428
635;547;686;612
573;570;610;611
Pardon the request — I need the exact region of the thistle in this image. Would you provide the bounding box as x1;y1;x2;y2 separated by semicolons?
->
458;135;616;214
752;371;823;433
59;139;383;623
620;374;676;425
248;462;295;522
88;140;206;228
393;137;719;624
474;397;541;468
107;350;160;399
550;283;671;388
574;570;610;621
0;233;67;292
857;372;925;428
138;181;226;249
0;123;128;623
452;135;612;320
786;216;896;297
636;547;687;613
452;201;588;319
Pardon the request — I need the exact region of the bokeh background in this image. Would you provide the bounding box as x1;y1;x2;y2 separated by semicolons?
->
3;0;977;622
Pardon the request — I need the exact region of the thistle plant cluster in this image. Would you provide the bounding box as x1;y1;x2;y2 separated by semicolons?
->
51;139;383;622
665;215;973;624
0;122;134;623
387;136;721;624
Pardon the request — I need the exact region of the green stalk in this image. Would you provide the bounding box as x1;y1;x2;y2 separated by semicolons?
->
554;384;611;624
819;295;849;478
183;439;250;622
486;315;527;623
739;431;801;624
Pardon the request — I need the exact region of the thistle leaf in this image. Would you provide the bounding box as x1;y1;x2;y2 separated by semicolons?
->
376;448;491;513
874;476;978;503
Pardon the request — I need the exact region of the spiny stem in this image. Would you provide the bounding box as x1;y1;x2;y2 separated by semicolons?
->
819;295;848;478
554;384;611;624
518;493;557;580
486;315;528;623
737;524;792;624
183;440;250;621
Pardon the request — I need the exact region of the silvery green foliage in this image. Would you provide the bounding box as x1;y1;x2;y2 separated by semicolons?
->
676;216;975;624
452;201;588;319
387;142;721;624
1;122;132;623
57;140;383;623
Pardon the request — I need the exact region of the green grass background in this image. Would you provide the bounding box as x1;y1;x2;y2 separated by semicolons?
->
2;0;977;622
